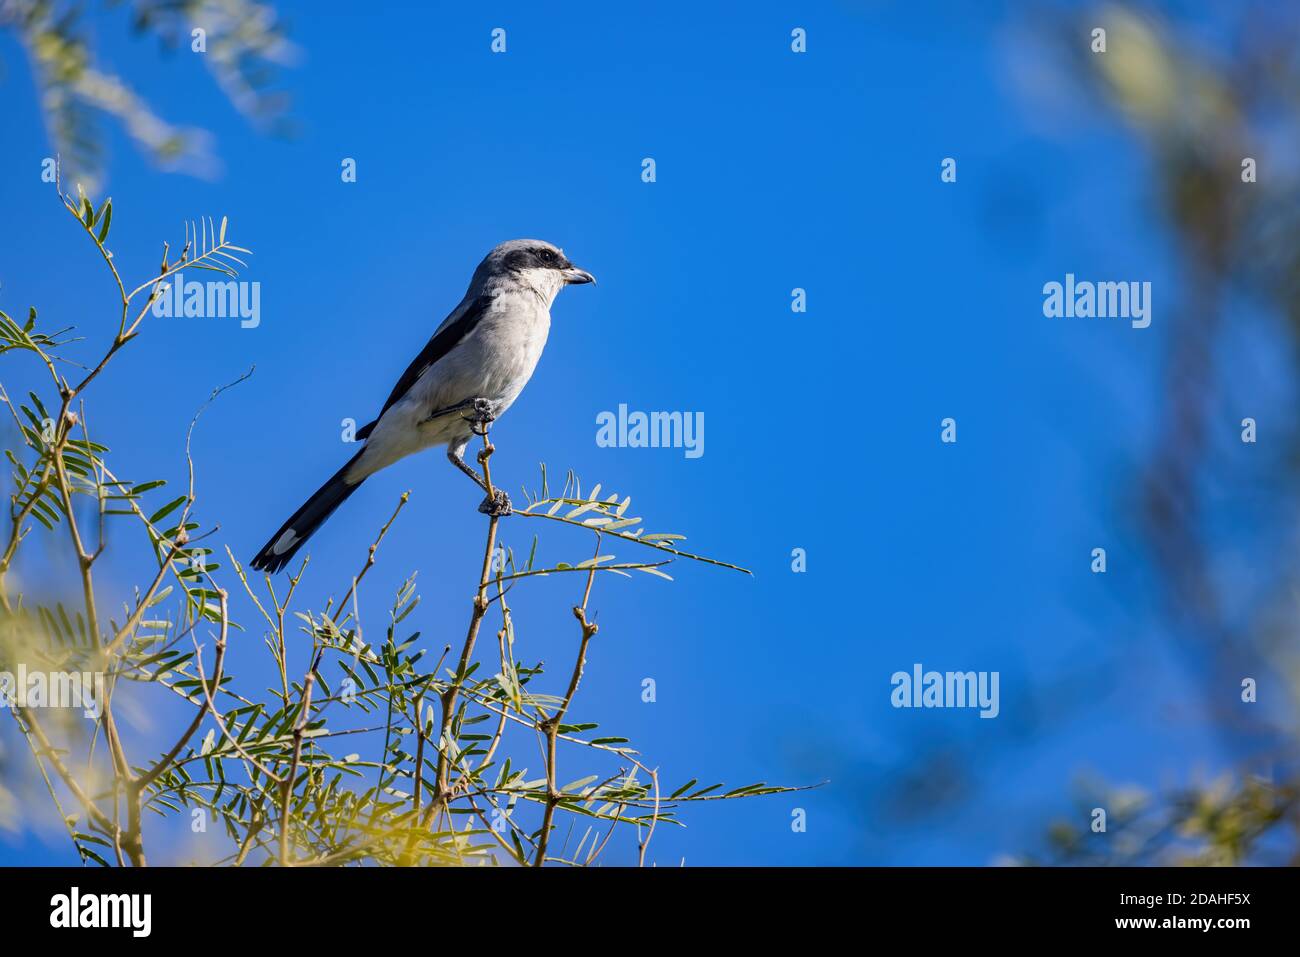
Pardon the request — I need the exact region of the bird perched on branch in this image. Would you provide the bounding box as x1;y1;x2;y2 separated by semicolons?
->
249;239;595;573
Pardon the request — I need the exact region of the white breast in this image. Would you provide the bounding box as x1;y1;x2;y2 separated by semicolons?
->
349;294;552;480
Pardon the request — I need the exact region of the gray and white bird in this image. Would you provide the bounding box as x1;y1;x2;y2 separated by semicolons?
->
249;239;594;574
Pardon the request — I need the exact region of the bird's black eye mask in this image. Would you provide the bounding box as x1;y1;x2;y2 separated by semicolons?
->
503;247;571;272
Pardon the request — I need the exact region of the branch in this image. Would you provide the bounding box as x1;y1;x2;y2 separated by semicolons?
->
535;535;602;866
135;590;229;790
278;667;317;866
424;429;502;830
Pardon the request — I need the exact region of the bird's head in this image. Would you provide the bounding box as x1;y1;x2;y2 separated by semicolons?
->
477;239;595;305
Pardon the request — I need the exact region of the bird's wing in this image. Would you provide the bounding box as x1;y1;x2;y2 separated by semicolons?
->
356;293;493;439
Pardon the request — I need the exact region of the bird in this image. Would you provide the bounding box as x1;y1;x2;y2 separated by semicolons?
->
249;239;595;574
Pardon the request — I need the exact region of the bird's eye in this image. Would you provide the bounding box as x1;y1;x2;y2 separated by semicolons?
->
538;249;556;264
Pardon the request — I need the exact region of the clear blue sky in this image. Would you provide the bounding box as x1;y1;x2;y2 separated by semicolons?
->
0;2;1257;864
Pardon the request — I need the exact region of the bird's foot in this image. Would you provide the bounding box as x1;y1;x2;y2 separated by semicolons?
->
478;488;512;517
463;397;497;436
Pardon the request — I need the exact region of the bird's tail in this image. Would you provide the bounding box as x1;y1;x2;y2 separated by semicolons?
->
249;451;365;574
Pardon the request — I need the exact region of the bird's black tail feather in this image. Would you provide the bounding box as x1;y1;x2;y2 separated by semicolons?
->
249;452;365;574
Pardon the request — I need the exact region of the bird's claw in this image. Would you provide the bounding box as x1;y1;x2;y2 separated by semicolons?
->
478;489;512;517
463;397;497;436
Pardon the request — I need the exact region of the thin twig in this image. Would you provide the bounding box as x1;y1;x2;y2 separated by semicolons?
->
535;534;602;866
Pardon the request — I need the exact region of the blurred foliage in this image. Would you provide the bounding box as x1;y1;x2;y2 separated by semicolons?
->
1016;1;1300;865
825;1;1300;866
0;0;295;189
1014;772;1299;866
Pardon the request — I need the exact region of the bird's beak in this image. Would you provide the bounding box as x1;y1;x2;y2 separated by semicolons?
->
562;267;596;285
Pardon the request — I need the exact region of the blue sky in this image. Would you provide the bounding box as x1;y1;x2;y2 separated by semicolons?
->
0;2;1271;865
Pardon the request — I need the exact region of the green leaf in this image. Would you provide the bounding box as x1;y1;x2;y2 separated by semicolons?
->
80;847;111;867
148;495;187;524
96;199;113;243
669;778;697;799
